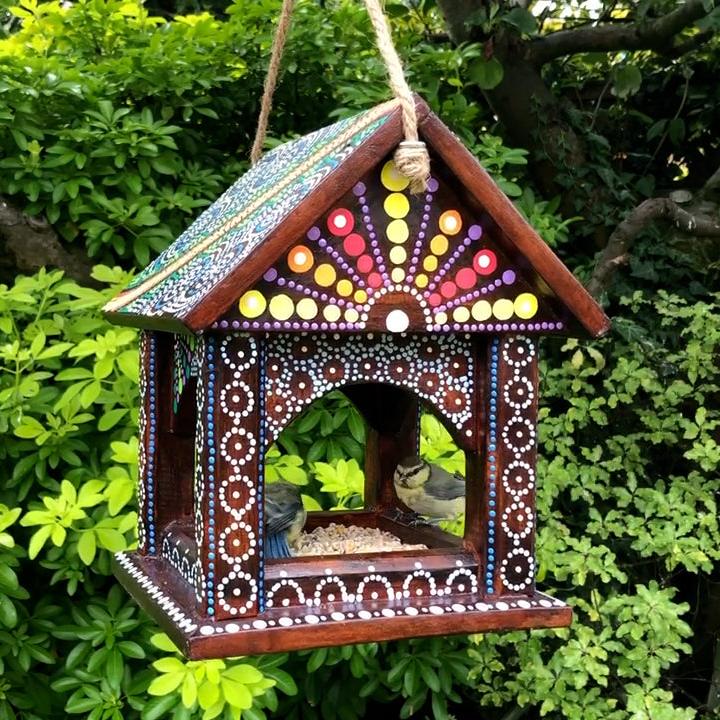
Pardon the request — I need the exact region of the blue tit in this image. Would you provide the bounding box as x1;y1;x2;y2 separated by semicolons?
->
393;455;465;520
265;481;306;559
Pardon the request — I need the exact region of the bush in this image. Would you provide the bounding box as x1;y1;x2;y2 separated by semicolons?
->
1;1;719;719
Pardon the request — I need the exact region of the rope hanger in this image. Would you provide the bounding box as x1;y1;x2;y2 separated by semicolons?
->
250;0;431;193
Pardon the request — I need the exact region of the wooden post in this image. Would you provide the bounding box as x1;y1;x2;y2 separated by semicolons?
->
136;331;159;555
490;335;538;597
194;333;263;621
344;384;418;512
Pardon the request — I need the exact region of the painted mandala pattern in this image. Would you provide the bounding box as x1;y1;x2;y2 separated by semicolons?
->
264;333;475;443
137;332;158;555
172;334;198;413
265;562;479;610
115;552;566;640
193;336;208;602
222;158;566;335
162;535;199;589
497;336;537;593
214;335;261;619
106;102;399;321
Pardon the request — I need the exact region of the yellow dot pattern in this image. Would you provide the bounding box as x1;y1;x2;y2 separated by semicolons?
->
238;290;266;319
336;279;353;297
380;160;410;192
514;293;538;319
391;267;406;283
386;219;409;244
453;306;470;323
471;300;492;321
314;264;336;287
415;273;428;288
389;246;407;264
384;193;410;219
492;298;514;321
268;294;294;321
430;234;448;255
296;297;318;320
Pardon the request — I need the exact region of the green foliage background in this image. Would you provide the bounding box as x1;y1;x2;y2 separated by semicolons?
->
0;1;719;719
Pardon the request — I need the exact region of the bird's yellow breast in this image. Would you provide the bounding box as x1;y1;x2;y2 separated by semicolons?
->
396;484;464;520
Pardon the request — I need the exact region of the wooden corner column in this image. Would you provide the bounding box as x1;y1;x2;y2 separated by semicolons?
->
137;331;159;556
486;335;538;597
193;333;263;621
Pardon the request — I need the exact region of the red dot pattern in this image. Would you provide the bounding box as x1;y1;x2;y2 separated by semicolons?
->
343;233;365;257
327;208;354;237
455;267;477;290
473;249;497;276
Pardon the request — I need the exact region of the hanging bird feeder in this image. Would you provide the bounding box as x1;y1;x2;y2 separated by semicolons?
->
103;0;609;658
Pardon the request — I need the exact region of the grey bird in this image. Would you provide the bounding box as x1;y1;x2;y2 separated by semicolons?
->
393;455;465;520
265;481;306;559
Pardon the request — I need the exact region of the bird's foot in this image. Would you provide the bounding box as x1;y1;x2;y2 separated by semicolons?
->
389;508;431;527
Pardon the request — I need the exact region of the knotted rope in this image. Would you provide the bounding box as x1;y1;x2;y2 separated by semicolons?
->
250;0;430;193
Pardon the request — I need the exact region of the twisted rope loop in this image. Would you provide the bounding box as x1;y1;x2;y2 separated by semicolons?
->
251;0;430;193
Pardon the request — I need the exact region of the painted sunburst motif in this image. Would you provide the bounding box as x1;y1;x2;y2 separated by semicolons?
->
220;157;564;334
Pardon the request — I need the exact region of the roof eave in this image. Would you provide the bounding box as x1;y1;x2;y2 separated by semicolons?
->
417;101;610;339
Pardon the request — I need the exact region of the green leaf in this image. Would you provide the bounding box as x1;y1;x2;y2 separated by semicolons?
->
151;633;180;653
222;664;263;684
503;7;537;34
95;528;127;551
468;57;504;90
613;64;642;98
148;672;185;696
197;680;220;710
77;530;97;565
28;525;53;559
141;695;178;720
14;417;44;439
181;672;197;707
98;409;128;431
0;594;18;628
220;679;252;710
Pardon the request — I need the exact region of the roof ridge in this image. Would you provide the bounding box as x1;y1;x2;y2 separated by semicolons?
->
104;99;400;314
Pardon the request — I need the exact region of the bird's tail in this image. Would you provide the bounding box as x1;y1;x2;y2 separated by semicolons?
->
266;532;292;559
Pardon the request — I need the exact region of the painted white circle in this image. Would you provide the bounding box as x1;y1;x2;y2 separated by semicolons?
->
385;309;410;333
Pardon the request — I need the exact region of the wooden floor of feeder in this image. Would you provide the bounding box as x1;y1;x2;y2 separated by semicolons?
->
114;551;572;659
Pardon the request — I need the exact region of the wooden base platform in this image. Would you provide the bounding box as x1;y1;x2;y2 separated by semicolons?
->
114;551;572;658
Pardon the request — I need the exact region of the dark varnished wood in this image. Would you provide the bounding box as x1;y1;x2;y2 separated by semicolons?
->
343;384;418;513
182;104;428;332
417;107;611;338
114;552;571;659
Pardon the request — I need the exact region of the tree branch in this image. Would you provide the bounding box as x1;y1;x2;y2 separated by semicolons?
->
0;196;94;285
530;0;714;65
586;196;720;298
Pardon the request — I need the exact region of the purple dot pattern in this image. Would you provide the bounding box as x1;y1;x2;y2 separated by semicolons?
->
407;180;438;281
309;232;367;289
355;190;388;279
436;271;517;313
426;233;476;292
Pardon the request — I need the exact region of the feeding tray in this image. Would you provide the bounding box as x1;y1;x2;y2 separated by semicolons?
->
105;96;609;658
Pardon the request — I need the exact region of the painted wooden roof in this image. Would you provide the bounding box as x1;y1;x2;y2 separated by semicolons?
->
104;97;609;338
